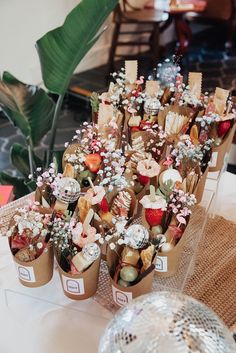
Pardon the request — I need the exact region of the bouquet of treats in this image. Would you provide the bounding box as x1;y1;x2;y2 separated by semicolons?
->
106;218;165;305
52;202;102;299
8;203;52;262
139;185;196;276
140;186;196;249
7;203;54;286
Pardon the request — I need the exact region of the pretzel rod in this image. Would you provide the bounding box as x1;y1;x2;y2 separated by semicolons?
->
83;208;94;233
88;177;96;193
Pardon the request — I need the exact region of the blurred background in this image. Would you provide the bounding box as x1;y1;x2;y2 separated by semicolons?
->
0;0;236;179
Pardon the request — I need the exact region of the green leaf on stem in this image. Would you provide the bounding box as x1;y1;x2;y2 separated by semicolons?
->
36;0;118;94
0;72;55;146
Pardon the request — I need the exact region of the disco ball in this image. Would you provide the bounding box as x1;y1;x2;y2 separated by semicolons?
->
157;60;180;87
144;97;161;116
124;224;149;249
54;177;80;203
98;292;235;353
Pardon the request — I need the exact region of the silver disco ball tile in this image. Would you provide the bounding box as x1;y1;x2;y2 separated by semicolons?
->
99;292;235;353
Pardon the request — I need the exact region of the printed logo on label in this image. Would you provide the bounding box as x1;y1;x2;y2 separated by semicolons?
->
112;286;133;307
209;152;218;168
155;256;168;272
16;265;36;282
62;275;85;295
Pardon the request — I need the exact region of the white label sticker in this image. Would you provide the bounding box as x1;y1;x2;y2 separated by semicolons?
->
155;256;168;272
15;264;36;282
209;151;218;168
112;285;133;307
62;275;85;295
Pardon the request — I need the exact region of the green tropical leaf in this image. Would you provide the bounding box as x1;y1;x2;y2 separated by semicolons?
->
10;143;43;178
0;172;30;199
36;0;118;94
0;72;55;146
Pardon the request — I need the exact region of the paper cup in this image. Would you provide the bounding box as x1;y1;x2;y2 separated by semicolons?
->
57;257;101;300
11;244;54;287
154;232;186;277
194;166;209;204
107;246;155;307
110;270;154;307
209;123;236;172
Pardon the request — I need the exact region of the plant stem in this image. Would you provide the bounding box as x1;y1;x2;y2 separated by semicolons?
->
46;93;65;167
27;138;35;176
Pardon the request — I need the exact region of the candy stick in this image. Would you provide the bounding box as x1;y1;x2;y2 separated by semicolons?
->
146;154;152;169
150;185;156;202
83;208;94;233
88;177;96;194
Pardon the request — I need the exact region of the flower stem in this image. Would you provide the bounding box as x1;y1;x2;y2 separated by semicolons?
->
46;94;65;167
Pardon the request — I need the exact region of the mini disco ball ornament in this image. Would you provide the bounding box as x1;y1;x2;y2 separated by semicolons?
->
98;292;235;353
157;59;180;87
144;97;161;116
55;177;80;203
82;243;101;262
124;224;149;249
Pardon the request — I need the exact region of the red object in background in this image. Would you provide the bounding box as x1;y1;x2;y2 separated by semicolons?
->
145;208;164;227
0;185;14;206
137;174;150;186
99;197;109;213
217;120;231;138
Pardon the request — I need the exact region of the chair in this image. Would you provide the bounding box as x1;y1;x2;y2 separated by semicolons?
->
108;0;169;73
186;0;235;48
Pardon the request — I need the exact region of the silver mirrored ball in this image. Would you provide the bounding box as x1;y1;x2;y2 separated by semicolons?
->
55;177;80;203
144;97;161;116
99;292;235;353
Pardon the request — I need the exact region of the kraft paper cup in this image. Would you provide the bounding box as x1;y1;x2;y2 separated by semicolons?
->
107;246;155;307
109;270;154;308
11;243;54;287
57;256;101;300
194;166;209;204
154;232;186;278
209;123;236;172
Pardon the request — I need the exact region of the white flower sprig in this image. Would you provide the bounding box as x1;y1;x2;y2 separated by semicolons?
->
28;162;63;189
7;203;52;239
171;135;204;167
196;112;220;128
97;149;127;191
168;189;196;226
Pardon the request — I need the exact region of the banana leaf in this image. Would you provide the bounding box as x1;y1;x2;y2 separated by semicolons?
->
0;72;55;146
36;0;118;94
10;143;43;178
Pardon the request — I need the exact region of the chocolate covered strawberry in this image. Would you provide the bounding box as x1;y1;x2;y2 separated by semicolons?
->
137;174;150;186
144;208;164;227
217;120;231;138
140;186;167;228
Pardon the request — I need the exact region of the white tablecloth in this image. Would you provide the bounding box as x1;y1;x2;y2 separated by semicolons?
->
1;171;236;353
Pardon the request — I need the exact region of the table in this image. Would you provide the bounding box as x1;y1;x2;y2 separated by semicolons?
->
0;171;235;353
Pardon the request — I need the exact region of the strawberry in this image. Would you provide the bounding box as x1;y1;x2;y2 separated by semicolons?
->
100;197;109;213
145;208;164;227
137;174;150;186
84;153;102;173
140;120;152;130
217;120;231;138
131;126;140;133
